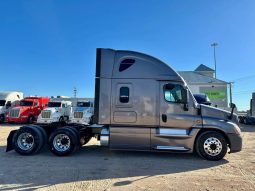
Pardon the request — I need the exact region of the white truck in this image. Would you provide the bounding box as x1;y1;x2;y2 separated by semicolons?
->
0;92;23;123
37;100;72;124
69;100;94;125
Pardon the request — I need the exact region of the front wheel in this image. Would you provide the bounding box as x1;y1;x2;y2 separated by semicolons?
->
59;117;64;122
195;131;228;161
0;114;5;123
27;116;34;124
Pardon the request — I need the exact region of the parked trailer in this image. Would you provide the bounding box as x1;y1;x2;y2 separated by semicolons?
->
6;48;242;161
0;92;23;123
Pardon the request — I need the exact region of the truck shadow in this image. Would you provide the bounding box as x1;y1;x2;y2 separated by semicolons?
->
0;144;229;191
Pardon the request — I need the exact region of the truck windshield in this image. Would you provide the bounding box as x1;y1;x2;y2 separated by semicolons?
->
48;102;61;107
0;100;6;106
20;101;33;106
77;102;90;107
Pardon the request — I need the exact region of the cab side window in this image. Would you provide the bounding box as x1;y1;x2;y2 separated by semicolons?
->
164;84;186;103
119;87;129;103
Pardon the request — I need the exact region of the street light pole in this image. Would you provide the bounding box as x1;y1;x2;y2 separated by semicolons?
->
74;87;77;98
211;43;218;78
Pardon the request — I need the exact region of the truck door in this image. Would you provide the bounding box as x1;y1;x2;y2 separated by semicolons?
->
151;81;198;151
33;102;41;116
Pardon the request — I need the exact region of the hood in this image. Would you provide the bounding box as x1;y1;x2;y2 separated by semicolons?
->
43;107;62;113
11;106;29;111
200;104;238;124
73;107;90;113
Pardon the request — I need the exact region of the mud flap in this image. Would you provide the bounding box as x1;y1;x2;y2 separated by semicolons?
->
6;130;17;152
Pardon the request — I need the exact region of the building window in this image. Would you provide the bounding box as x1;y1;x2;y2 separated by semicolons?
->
119;59;135;72
119;87;129;103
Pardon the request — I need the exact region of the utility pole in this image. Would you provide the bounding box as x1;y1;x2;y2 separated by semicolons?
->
74;87;77;98
211;43;218;78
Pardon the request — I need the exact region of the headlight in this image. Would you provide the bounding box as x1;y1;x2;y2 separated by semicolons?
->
234;126;242;135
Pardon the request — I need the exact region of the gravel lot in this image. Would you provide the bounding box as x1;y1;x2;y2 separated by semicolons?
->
0;124;254;191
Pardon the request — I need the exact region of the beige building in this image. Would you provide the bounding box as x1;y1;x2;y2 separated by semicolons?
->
179;64;229;109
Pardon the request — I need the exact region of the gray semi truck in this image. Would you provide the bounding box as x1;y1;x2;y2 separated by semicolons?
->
6;48;242;161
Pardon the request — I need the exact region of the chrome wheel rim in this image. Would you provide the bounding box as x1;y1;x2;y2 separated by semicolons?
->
17;133;34;150
53;134;71;152
203;137;222;156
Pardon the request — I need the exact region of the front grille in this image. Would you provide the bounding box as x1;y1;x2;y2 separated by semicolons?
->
41;111;51;119
74;112;83;119
10;109;20;118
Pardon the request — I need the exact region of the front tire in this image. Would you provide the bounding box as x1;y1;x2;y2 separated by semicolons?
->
0;114;5;123
27;116;34;124
195;131;228;161
59;117;64;123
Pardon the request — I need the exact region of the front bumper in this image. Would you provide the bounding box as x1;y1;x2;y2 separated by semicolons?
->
69;119;89;125
228;133;242;153
37;119;57;124
8;117;27;123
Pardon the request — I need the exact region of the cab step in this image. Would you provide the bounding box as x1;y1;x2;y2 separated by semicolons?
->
154;146;190;151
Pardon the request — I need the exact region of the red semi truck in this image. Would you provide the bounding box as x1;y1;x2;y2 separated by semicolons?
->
7;97;49;123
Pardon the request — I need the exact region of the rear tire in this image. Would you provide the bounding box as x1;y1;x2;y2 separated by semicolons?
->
195;131;228;161
29;125;47;149
67;127;81;147
13;126;44;155
48;127;79;156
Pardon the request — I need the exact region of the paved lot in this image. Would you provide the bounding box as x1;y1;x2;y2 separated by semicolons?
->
0;124;254;191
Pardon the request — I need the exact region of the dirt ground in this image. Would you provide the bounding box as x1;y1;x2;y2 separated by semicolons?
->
0;124;254;191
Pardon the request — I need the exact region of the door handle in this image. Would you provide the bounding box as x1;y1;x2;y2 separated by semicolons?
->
162;114;167;123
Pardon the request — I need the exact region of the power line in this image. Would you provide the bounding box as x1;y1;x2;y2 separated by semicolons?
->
233;92;253;95
233;74;255;82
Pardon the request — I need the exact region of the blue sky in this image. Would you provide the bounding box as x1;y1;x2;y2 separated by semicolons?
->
0;0;255;111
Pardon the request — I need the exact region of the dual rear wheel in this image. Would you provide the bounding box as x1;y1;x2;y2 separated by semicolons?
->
13;125;47;155
49;127;80;156
13;126;82;156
